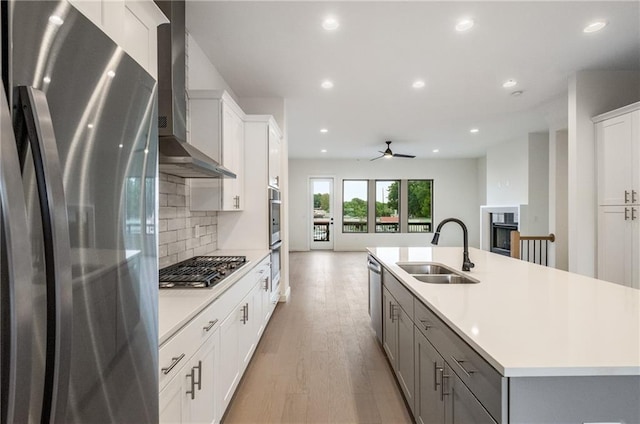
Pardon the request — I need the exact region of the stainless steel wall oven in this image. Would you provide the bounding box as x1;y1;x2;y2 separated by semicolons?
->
269;188;282;299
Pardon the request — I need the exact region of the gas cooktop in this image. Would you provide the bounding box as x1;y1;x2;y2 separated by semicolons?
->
159;256;247;288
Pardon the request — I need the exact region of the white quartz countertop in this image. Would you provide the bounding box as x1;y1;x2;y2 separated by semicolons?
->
158;249;270;345
368;247;640;377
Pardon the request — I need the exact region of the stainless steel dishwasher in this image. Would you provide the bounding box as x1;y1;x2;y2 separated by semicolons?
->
367;254;383;343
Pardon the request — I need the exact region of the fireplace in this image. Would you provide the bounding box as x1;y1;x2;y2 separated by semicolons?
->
490;213;518;256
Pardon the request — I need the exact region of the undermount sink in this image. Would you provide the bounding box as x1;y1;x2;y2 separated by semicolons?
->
412;274;479;284
396;262;455;275
396;261;480;284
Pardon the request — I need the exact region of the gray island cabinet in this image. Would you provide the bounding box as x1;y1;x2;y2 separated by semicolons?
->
370;247;640;424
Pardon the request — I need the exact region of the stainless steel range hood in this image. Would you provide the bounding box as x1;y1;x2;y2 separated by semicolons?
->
155;0;235;179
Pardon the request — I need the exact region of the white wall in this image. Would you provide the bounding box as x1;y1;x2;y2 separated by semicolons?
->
289;158;480;252
186;33;238;96
567;70;640;277
549;129;569;270
486;138;529;205
477;156;487;206
525;132;550;235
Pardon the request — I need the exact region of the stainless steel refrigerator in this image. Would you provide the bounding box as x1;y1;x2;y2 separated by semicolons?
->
1;1;159;422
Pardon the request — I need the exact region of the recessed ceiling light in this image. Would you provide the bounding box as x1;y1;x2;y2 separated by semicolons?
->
144;148;149;154
320;128;328;133
49;15;64;26
322;17;339;31
502;79;517;88
107;70;116;78
455;18;474;32
43;76;51;84
321;80;333;89
583;21;607;33
87;123;94;129
432;149;440;153
321;149;327;153
412;80;426;89
511;90;524;97
118;144;124;149
470;128;479;134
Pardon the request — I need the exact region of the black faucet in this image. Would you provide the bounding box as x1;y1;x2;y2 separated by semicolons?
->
431;218;475;272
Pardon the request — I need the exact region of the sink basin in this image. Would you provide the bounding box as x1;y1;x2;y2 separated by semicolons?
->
396;261;480;284
396;262;455;275
412;274;479;284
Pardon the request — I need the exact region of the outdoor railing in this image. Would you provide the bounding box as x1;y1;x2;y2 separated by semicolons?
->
313;222;330;241
343;222;368;233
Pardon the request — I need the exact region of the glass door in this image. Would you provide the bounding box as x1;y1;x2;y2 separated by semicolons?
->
310;178;333;250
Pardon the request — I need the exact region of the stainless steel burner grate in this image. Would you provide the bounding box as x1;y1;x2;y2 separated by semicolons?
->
159;256;247;288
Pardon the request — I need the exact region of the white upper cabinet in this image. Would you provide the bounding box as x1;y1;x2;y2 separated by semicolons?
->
189;90;245;211
594;102;640;289
268;124;282;188
68;0;167;78
595;103;640;206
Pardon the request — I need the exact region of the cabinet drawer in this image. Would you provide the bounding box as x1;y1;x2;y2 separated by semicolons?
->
414;300;505;423
383;268;414;318
159;300;221;390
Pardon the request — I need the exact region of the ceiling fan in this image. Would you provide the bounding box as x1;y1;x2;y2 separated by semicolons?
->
370;141;416;161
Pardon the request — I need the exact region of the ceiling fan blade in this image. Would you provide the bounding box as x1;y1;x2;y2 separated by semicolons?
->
370;155;385;161
393;153;416;158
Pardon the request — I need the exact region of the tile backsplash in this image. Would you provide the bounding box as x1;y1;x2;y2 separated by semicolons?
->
158;173;217;269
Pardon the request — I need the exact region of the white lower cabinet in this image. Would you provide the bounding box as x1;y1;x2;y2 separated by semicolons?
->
219;304;242;413
160;255;275;424
159;330;219;424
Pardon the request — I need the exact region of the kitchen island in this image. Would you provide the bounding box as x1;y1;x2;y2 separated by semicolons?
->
368;246;640;423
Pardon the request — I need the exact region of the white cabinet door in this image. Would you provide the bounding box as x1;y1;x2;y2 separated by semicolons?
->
218;307;241;412
187;332;218;424
597;110;640;206
159;371;188;424
189;91;245;211
221;102;245;210
268;125;281;188
597;206;636;287
238;283;259;369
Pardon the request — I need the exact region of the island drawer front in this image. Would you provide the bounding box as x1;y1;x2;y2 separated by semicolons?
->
383;268;414;317
158;299;220;390
414;300;505;423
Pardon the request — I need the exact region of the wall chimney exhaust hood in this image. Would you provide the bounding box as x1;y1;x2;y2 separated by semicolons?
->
155;0;236;179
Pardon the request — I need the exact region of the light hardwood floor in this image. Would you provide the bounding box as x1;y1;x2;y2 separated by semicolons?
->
223;251;413;424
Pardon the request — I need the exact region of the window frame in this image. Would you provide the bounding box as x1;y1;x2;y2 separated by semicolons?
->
406;179;434;233
374;179;401;233
341;179;369;233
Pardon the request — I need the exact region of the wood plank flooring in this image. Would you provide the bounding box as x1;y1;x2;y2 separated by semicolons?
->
223;251;413;424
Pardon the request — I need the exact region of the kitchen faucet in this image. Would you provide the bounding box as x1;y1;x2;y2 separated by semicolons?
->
431;218;475;272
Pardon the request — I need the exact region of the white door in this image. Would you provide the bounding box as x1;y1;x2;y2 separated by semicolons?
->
310;178;334;250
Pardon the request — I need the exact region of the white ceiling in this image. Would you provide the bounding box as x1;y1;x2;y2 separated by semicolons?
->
187;1;640;160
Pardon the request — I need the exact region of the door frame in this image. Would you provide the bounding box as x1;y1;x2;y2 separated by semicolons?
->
309;177;335;250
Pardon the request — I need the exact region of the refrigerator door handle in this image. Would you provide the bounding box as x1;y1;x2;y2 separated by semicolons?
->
0;84;33;424
15;86;72;423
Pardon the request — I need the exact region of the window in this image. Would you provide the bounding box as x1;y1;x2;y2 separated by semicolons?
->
407;180;433;233
375;180;400;233
342;180;368;232
341;179;434;234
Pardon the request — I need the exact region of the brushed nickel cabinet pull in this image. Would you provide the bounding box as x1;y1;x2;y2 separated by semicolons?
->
440;369;450;402
186;367;196;400
420;319;432;330
625;207;630;220
203;319;218;332
195;360;202;390
633;207;637;221
625;190;630;203
161;353;185;375
633;190;638;204
451;356;476;378
434;362;443;391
